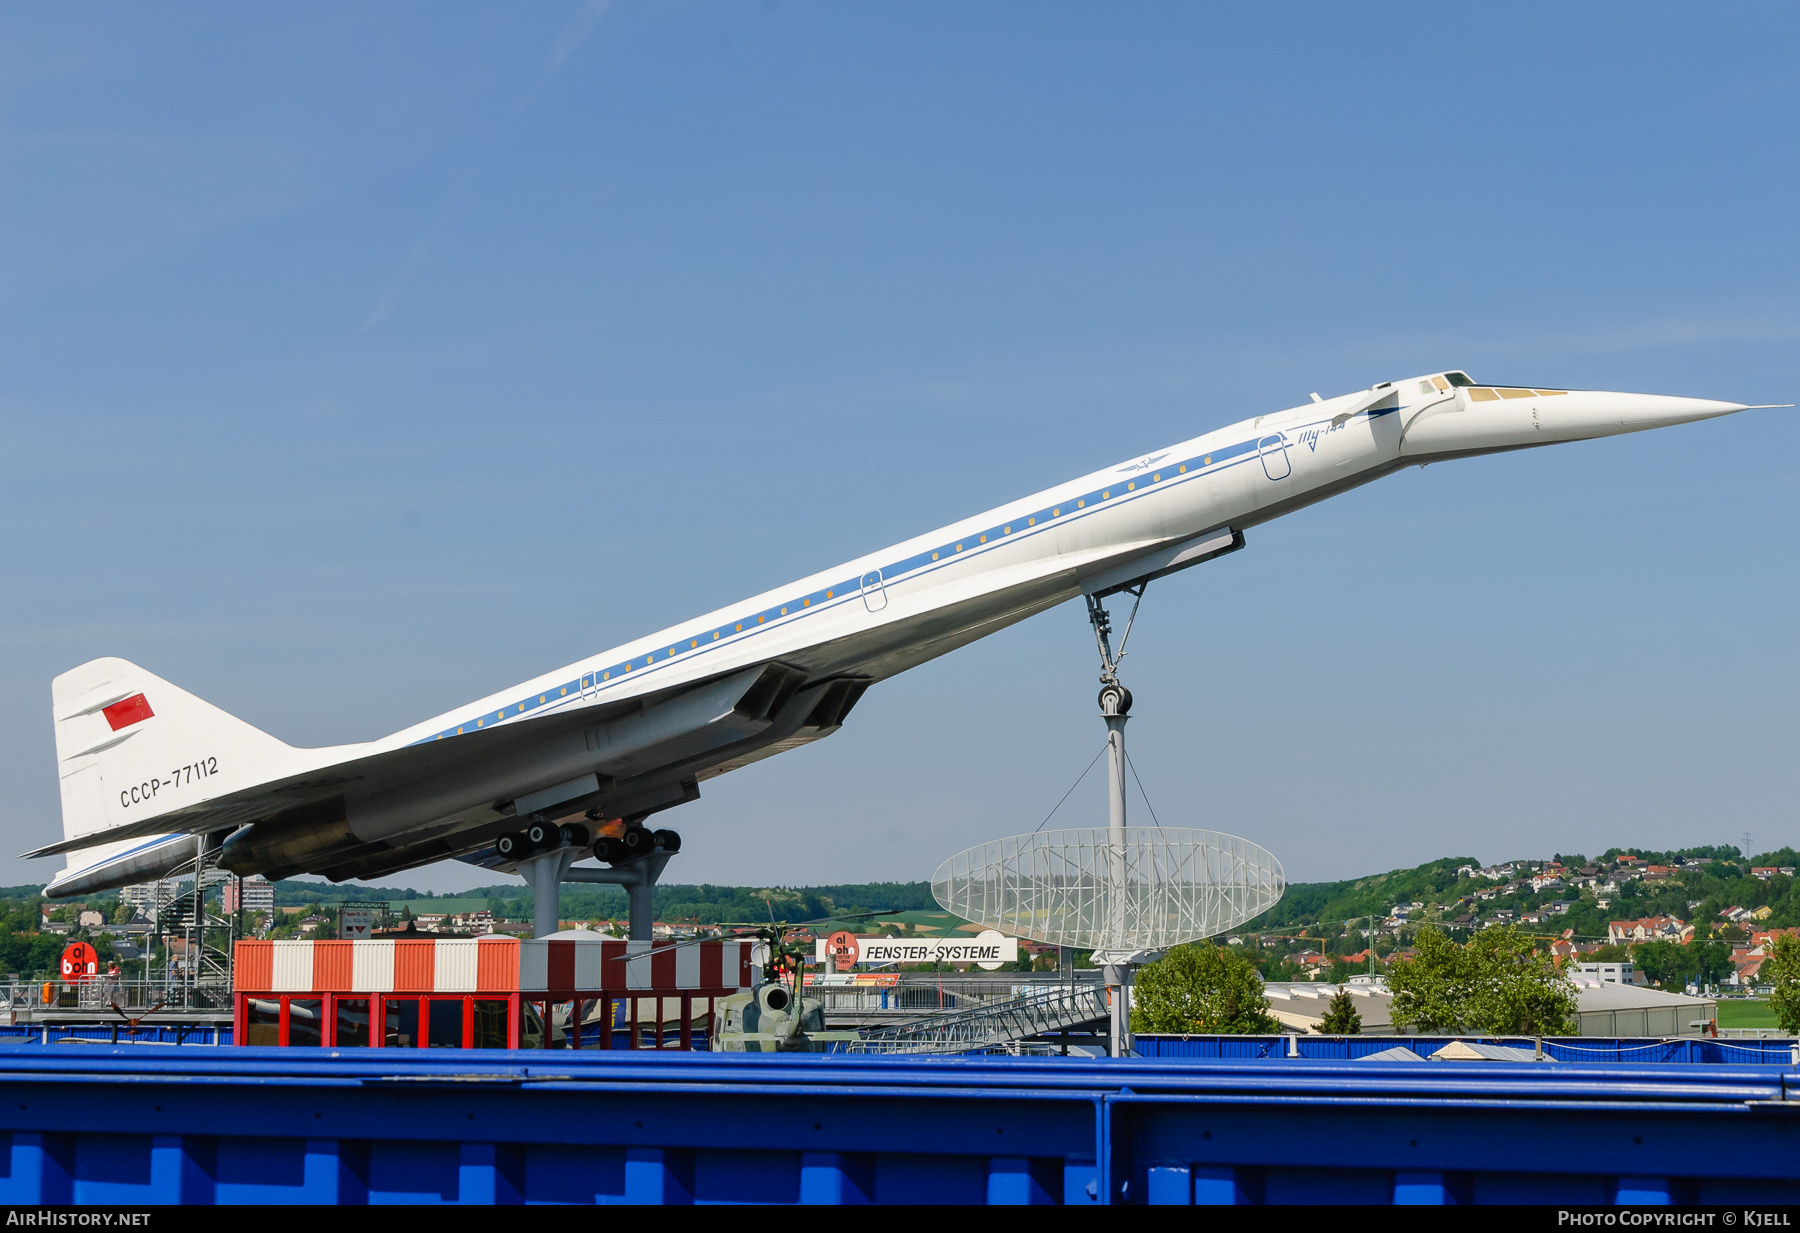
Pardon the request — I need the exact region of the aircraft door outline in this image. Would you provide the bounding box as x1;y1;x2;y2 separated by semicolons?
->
860;569;888;613
1258;432;1292;481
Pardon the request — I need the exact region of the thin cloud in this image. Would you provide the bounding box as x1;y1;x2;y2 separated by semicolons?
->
515;0;611;114
362;1;611;331
361;165;478;332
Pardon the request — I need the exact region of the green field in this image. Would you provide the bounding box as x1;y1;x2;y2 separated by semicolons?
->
382;899;491;915
1715;999;1781;1029
828;909;967;935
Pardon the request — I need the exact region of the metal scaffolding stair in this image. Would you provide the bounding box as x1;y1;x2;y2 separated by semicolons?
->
842;983;1109;1054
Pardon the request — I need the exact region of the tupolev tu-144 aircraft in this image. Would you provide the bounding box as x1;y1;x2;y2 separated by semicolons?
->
30;371;1769;898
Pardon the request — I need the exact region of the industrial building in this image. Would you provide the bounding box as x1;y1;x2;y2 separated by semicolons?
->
1263;976;1716;1038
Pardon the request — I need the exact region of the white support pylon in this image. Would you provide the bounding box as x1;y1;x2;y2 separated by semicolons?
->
1101;681;1133;1059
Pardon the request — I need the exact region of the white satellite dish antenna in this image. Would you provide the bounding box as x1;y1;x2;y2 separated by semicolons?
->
931;827;1285;955
929;578;1290;1054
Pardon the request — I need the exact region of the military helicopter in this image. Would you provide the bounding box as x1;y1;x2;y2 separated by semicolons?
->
615;906;898;1052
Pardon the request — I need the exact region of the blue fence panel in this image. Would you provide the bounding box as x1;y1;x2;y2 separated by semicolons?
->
0;1046;1797;1204
0;1024;232;1047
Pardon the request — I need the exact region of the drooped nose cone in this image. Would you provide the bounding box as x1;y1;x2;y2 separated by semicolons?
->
1399;385;1754;457
1576;390;1749;431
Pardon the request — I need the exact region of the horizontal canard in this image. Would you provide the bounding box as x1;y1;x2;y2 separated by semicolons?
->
236;936;758;994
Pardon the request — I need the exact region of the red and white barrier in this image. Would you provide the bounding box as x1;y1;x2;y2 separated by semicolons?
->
235;935;760;995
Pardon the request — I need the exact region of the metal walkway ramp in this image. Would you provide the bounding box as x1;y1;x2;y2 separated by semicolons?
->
843;983;1108;1054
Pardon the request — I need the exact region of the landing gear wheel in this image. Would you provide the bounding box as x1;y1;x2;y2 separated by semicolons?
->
653;829;681;854
496;833;526;860
592;836;623;863
621;826;652;857
524;818;552;848
559;823;590;848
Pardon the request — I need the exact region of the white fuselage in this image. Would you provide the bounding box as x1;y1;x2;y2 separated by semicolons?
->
41;372;1750;894
382;375;1743;747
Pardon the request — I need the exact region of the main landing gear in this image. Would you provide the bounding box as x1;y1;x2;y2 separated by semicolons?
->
495;819;592;862
495;815;680;867
591;826;680;865
503;813;682;940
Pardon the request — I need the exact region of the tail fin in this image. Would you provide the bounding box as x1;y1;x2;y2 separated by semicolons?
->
51;657;299;856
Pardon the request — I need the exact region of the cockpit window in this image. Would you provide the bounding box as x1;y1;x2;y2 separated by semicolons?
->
1443;372;1475;387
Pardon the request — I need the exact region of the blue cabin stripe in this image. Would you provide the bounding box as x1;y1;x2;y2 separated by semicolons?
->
414;406;1399;745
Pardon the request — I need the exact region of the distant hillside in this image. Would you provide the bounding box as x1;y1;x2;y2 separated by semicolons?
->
266;878;940;925
18;839;1799;946
1241;845;1800;943
1244;857;1481;932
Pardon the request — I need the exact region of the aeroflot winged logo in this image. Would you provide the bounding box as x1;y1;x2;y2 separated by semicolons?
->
1118;452;1169;473
101;694;154;732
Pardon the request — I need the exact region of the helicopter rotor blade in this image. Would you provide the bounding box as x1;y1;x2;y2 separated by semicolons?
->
604;926;776;961
601;907;902;962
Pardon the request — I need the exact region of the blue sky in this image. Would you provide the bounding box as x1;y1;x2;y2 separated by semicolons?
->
2;3;1795;894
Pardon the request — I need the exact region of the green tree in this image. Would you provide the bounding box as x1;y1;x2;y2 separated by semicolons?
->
1131;944;1280;1035
1633;940;1689;989
1387;927;1578;1035
1764;934;1800;1033
111;902;134;926
1319;989;1362;1034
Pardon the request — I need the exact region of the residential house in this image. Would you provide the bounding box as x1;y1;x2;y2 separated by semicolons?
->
1608;916;1694;945
1726;945;1770;988
1752;867;1779;881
